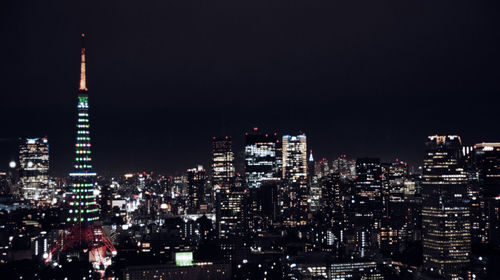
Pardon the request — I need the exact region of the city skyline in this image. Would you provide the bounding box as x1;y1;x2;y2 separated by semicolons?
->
1;2;500;279
2;1;500;176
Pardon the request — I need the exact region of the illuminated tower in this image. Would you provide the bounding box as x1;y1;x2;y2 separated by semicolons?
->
46;34;116;271
66;34;99;223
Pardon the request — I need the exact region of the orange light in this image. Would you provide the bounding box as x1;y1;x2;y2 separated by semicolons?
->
79;48;87;91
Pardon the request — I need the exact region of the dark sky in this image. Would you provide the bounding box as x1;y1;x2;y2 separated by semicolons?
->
1;0;500;176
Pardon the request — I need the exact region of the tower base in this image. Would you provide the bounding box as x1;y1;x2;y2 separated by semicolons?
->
45;225;117;270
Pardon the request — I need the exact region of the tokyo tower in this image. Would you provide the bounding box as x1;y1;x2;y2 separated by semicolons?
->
45;34;116;271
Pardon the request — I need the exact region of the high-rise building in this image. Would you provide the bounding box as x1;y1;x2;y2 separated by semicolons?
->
217;186;245;239
421;135;470;278
314;157;330;180
469;143;500;245
382;159;408;196
281;134;309;227
244;129;279;232
331;154;356;181
19;137;49;202
211;136;235;190
379;159;410;256
320;173;347;252
349;158;382;259
282;134;307;182
187;165;207;214
244;128;277;189
216;177;247;261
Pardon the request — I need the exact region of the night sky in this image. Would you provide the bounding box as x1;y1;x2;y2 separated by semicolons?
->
1;1;500;176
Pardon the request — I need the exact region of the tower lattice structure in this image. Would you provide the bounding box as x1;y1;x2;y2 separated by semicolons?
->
46;34;116;268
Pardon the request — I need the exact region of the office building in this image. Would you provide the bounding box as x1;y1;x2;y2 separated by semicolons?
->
187;165;207;214
421;135;470;278
469;143;500;245
348;158;382;259
212;136;235;191
244;128;277;189
19;137;49;202
281;134;309;227
282;134;307;182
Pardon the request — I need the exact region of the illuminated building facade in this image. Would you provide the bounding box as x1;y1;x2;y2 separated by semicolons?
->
216;182;246;261
382;159;408;195
282;134;307;182
281;134;309;227
421;135;470;278
379;159;409;256
320;173;347;250
331;154;356;180
187;165;207;213
314;157;330;179
469;143;500;245
19;137;49;201
217;185;245;239
244;128;277;189
212;136;235;190
244;129;278;231
350;158;382;259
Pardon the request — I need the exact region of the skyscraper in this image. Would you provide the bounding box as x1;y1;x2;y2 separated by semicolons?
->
19;137;49;202
244;128;277;189
281;134;309;227
282;134;307;182
469;143;500;245
350;158;382;258
379;159;410;256
211;136;235;190
216;176;246;261
244;128;278;232
421;135;470;278
187;165;207;214
331;154;356;181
